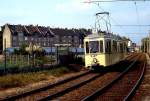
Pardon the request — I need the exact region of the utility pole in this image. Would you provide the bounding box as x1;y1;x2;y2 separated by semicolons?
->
149;31;150;54
145;40;146;53
4;38;6;74
143;39;145;53
147;36;148;53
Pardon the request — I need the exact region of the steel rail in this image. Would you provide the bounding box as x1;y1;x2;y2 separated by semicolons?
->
38;54;136;101
0;54;136;101
0;70;91;101
38;73;105;101
81;54;141;101
123;62;146;101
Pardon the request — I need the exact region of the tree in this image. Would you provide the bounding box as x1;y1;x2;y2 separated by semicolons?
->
19;43;28;55
14;48;20;54
0;31;2;54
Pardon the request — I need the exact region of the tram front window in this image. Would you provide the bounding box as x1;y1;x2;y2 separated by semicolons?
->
89;41;99;53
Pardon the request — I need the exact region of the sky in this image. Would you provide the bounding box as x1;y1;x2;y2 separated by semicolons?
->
0;0;150;45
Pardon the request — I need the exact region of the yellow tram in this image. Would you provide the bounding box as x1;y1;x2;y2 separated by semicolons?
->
84;31;127;68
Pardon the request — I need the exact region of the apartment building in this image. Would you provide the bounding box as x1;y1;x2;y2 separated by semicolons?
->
2;24;91;51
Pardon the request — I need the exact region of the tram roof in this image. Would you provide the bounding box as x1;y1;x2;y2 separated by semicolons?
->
84;32;123;40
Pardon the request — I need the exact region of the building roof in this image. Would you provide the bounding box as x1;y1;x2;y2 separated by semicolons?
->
7;24;55;37
6;24;91;38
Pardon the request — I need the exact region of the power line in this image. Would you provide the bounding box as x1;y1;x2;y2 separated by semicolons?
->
84;0;149;3
112;25;150;27
84;0;150;39
123;33;147;34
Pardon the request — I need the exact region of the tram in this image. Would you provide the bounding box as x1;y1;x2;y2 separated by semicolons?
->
84;31;127;69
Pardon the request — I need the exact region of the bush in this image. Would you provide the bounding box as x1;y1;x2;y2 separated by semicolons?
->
50;67;70;76
0;66;70;89
74;57;84;65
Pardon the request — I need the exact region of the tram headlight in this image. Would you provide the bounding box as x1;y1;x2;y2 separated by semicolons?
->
93;58;98;63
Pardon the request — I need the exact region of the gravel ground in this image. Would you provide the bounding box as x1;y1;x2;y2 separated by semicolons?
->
0;70;87;100
95;63;142;101
54;54;143;101
16;72;98;101
94;53;145;101
132;66;150;101
131;54;150;101
55;72;119;101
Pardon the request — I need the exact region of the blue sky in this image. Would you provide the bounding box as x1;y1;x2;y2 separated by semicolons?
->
0;0;150;45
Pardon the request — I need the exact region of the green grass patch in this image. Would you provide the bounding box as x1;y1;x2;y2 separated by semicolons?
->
0;66;70;89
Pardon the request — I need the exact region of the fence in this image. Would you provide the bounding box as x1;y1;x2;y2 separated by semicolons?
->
0;54;58;75
0;47;85;75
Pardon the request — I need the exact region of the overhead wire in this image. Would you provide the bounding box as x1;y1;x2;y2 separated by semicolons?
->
84;0;150;44
93;2;128;35
113;25;150;27
85;0;149;38
84;0;149;3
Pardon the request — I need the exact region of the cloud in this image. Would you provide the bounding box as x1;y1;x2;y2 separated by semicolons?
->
55;0;92;13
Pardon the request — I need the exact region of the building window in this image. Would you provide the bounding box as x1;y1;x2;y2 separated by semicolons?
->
13;42;17;46
18;32;24;41
63;39;66;43
25;37;28;41
43;42;46;46
31;38;34;41
50;38;53;42
13;36;17;41
68;39;71;43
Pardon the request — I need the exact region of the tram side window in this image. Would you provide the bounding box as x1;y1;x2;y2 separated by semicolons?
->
113;41;117;52
124;43;127;52
117;43;119;52
89;41;99;53
105;41;108;53
100;41;103;53
86;42;89;54
115;41;117;52
105;40;111;53
120;43;123;53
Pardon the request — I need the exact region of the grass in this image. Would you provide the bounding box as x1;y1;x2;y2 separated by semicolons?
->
0;55;57;69
0;66;70;89
0;62;30;69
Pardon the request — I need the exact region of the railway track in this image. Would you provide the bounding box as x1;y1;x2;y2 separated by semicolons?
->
82;53;146;101
39;54;141;101
49;53;140;101
0;53;143;101
0;70;91;101
1;70;106;101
